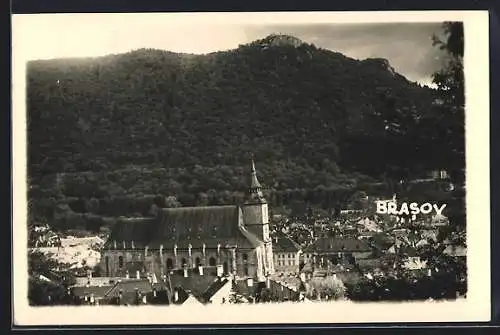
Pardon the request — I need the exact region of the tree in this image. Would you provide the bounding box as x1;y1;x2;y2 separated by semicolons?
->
429;22;465;179
306;276;346;300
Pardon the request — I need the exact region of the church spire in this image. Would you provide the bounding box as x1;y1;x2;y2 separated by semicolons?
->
246;159;266;204
250;159;261;189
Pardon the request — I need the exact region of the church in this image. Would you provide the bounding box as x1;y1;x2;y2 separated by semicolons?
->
99;161;275;282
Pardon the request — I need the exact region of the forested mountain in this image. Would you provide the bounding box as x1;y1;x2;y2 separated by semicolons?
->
27;33;458;232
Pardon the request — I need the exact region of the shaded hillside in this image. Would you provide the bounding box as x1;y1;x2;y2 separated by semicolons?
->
27;34;445;230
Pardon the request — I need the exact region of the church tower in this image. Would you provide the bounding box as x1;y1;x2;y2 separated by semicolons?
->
241;159;274;275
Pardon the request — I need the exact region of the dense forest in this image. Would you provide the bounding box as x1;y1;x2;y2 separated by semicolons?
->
27;25;465;232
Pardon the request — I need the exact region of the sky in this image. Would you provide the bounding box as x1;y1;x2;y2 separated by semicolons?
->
13;14;449;86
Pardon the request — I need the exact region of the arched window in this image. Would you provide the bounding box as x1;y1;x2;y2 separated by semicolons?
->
242;253;249;276
181;258;187;268
166;258;173;270
105;256;110;276
209;257;216;266
195;257;202;267
118;256;124;268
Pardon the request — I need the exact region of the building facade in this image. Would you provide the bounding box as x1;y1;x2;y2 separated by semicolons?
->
100;161;274;282
272;234;302;275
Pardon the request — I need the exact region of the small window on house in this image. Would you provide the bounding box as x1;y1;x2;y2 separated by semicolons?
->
209;257;216;266
118;256;124;268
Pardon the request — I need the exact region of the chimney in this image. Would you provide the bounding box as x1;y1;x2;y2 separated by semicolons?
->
216;265;223;277
123;241;126;249
131;240;135;249
183;268;188;278
174;290;179;302
198;266;204;276
125;271;129;279
113;240;117;249
247;277;253;287
136;270;140;279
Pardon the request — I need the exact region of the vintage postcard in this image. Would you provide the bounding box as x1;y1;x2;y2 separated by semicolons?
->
12;10;490;325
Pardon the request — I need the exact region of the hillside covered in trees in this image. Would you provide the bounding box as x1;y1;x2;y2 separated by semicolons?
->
27;31;463;232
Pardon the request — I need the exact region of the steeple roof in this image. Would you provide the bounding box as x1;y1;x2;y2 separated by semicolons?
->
250;159;262;189
246;159;266;204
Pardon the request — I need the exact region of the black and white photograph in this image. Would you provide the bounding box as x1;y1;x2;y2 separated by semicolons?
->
12;11;490;325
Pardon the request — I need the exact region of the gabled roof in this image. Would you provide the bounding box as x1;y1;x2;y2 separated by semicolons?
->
304;238;371;253
104;279;153;298
168;269;221;298
273;234;301;252
199;277;231;303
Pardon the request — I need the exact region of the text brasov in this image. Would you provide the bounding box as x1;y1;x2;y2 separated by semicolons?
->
376;201;447;216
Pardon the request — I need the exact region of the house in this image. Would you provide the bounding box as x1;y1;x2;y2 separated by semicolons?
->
198;277;232;304
100;161;275;283
303;237;372;261
387;244;427;270
70;278;154;305
272;234;302;275
443;244;467;257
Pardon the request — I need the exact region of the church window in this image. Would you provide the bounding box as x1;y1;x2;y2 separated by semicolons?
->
105;256;109;276
195;257;201;267
209;257;216;266
242;253;249;276
166;258;173;270
118;256;124;268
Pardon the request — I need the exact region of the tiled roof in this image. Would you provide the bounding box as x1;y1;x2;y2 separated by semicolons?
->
71;285;113;298
104;217;155;249
304;238;371;253
273;234;300;252
104;279;153;298
168;269;221;297
199;277;231;303
104;205;262;251
370;233;394;250
154;206;239;244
